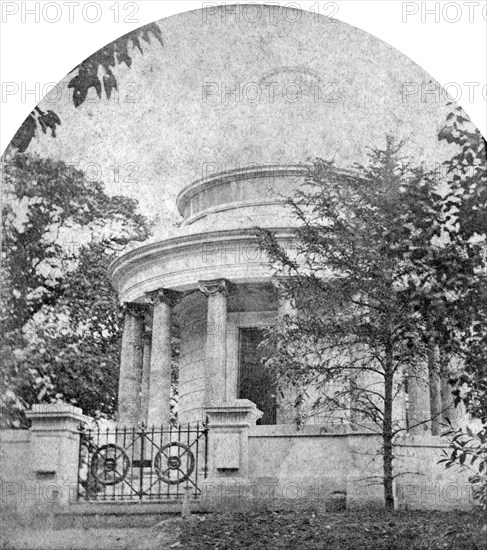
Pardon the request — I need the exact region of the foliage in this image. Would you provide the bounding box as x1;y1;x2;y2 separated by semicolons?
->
0;153;151;426
435;105;487;508
259;137;445;509
10;23;163;153
441;422;487;508
402;106;486;381
9;243;125;421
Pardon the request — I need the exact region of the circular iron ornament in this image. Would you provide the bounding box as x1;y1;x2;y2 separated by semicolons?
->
91;444;130;486
154;442;195;485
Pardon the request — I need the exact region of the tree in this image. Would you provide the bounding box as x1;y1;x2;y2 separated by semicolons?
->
10;242;124;422
0;153;152;426
433;106;487;508
259;137;453;509
9;23;163;154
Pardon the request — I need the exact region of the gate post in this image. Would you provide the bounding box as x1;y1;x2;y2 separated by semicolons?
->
202;399;261;505
25;404;88;506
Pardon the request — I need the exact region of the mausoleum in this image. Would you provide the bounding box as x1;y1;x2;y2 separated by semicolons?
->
105;164;472;509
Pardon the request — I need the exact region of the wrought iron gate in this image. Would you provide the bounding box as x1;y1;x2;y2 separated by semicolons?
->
77;423;208;501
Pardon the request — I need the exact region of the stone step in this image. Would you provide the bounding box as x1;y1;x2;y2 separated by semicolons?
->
53;500;205;529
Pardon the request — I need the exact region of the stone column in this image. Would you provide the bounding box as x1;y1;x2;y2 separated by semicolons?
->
140;331;152;426
428;348;442;435
441;376;455;423
199;279;230;408
275;283;297;424
408;363;431;435
441;374;470;430
118;303;146;427
146;289;180;427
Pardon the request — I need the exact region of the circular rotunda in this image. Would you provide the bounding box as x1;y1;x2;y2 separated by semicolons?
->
109;164;307;428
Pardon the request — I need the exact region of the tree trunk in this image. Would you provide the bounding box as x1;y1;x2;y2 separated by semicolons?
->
383;339;395;510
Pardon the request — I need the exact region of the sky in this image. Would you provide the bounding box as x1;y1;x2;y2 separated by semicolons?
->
29;5;461;242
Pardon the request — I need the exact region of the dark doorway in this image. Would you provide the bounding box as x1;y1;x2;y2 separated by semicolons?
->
238;327;276;425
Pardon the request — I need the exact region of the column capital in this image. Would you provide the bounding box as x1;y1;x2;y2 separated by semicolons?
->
198;278;234;297
122;302;148;319
145;288;181;308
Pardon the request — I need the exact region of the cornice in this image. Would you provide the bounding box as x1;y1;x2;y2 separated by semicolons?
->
108;226;298;290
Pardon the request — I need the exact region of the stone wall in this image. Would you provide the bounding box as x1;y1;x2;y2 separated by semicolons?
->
248;427;352;499
0;430;32;499
394;437;474;510
242;428;473;510
246;426;383;504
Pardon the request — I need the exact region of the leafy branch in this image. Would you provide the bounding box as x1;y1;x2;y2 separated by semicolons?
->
9;23;163;153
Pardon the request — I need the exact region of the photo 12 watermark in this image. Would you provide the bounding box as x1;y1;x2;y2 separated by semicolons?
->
402;1;487;23
1;1;141;24
402;81;487;104
0;81;143;106
396;481;473;507
202;80;341;104
201;2;340;24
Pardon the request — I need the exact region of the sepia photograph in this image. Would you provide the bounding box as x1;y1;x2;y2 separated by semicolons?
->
0;1;486;548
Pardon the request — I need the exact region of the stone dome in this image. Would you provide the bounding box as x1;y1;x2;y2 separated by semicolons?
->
176;164;307;234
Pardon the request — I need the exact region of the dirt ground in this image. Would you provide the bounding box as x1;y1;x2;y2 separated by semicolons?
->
2;507;487;550
179;506;487;550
